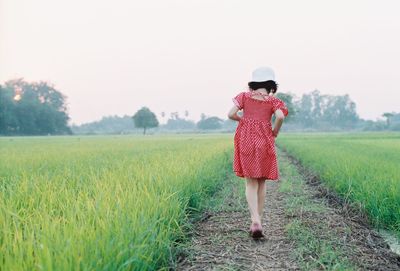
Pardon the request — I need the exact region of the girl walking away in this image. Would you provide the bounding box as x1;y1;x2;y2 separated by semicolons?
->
227;67;289;239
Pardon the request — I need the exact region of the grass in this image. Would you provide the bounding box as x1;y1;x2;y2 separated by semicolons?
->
197;174;246;213
0;134;233;270
285;220;354;271
277;132;400;237
278;149;356;270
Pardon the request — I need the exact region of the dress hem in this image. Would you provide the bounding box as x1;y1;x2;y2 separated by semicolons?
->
234;171;279;181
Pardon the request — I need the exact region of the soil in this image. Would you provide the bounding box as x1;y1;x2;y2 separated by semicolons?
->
176;149;400;270
176;180;299;270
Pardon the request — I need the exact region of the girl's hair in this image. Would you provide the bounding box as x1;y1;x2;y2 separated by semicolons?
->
248;80;278;94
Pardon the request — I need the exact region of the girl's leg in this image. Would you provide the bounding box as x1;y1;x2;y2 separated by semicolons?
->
245;178;261;224
257;179;267;221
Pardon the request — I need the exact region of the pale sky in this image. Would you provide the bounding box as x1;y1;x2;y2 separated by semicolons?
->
1;0;399;125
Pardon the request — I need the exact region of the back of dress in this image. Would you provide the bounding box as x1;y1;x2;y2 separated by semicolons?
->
232;90;289;180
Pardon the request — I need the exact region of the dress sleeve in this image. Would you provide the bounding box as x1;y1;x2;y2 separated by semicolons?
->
272;98;289;117
232;92;245;110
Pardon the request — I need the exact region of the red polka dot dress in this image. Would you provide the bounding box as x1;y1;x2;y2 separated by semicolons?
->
232;90;289;180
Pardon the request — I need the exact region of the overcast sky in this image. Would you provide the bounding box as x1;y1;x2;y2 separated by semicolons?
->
1;0;399;124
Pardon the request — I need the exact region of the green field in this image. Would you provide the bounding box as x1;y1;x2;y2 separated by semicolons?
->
2;132;399;270
0;135;233;270
277;132;400;237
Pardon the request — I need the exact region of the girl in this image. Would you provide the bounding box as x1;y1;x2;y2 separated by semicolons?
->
227;67;289;239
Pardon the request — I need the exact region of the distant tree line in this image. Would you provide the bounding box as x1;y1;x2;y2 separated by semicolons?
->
278;90;359;131
71;115;136;135
364;113;400;131
0;79;71;135
71;90;400;135
71;108;231;135
2;79;399;135
277;90;400;131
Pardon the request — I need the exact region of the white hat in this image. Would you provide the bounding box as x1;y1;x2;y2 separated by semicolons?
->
250;66;275;82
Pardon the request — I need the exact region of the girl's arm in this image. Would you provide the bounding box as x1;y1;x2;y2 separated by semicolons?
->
272;109;285;137
227;105;242;121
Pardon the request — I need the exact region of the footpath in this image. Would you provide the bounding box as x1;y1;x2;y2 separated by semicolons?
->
176;149;400;270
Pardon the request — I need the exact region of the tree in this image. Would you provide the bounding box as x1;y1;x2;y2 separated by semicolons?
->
310;89;323;119
275;92;296;122
164;117;195;130
197;116;223;130
322;94;359;129
382;112;394;127
132;107;159;134
289;90;360;130
0;79;71;135
0;85;19;134
222;119;238;131
72;115;136;135
170;112;179;120
296;93;313;127
389;113;400;131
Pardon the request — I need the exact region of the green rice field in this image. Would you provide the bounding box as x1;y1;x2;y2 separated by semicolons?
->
277;132;400;238
1;132;399;270
0;135;233;270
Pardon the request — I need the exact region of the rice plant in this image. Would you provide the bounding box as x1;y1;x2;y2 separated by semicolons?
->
0;135;233;270
277;132;400;238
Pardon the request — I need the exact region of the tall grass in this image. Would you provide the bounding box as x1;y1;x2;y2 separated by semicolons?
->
277;132;400;237
0;135;233;270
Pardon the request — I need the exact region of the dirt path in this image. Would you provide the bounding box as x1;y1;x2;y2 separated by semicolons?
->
281;149;400;270
176;172;299;270
176;149;400;270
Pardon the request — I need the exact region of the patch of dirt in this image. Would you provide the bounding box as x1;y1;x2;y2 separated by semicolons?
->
282;149;400;270
176;180;299;270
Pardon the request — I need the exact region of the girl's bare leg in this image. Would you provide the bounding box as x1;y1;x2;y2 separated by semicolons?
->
257;179;267;222
245;178;261;224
